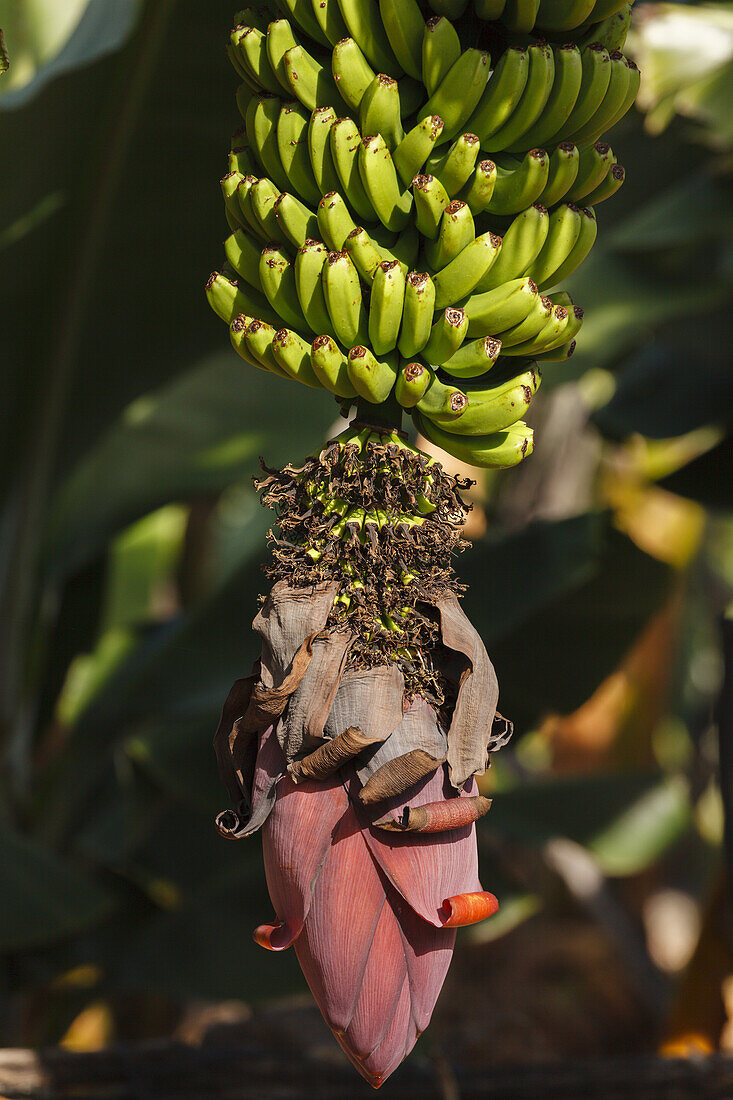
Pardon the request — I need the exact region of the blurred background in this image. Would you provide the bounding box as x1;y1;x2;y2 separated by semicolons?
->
0;0;732;1089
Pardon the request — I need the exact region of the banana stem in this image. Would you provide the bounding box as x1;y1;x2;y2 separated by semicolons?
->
351;394;404;435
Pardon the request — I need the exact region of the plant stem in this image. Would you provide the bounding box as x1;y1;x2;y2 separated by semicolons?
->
352;394;404;434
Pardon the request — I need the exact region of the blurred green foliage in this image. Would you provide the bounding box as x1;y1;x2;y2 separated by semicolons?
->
0;0;731;1046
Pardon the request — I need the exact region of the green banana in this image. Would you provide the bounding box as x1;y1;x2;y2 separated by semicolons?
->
228;141;257;178
398;75;426;117
221;171;247;229
359;135;413;233
277;0;330;48
274;191;319;249
524;202;582;288
322;248;369;345
311;0;349;45
505;303;569;355
381;223;420;273
369;259;406;354
441;334;502;378
496;292;552;346
535;0;595;32
412;173;450;238
246;94;292;193
317;190;358;249
458;158;497;214
330;116;376;222
502;0;541;34
414;411;535;468
310;334;357;396
249;177;291;247
230;313;277;372
308;106;341;194
580;2;632;52
427;132;481;197
231;25;281;94
284;43;346;113
477;203;549;291
347;345;399;403
424;200;475;272
418;49;490;144
464;275;539;336
271;326;323;386
359;74;404;150
509;43;583;151
294;239;332;333
236;82;254;122
243;318;283;372
331;37;375;112
566;50;630;145
602;57;640;134
265;19;299;94
535;338;576;362
474;0;507;15
483;44;555;153
393;115;444;188
343;225;384;281
236;174;269;240
566;140;615;201
433;231;503;309
536;205;597;289
398;271;436;358
416;370;467;421
335;0;402;75
425;362;541;433
206;271;276;325
422;16;461;97
378;0;424;81
467;46;530;145
395;361;431;407
224;227;264;290
537;141;579;206
260;245;310;331
582;162;624;204
228;37;256;88
277;102;320;207
422;306;468;364
556;43;611;141
487;149;549;215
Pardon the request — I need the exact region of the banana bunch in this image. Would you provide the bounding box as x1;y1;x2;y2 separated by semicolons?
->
207;0;640;468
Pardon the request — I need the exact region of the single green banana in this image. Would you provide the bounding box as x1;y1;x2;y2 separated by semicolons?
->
378;0;424;81
234;7;270;33
206;271;276;325
308;106;341;193
393;115;444;188
359;74;404;150
426;362;541;433
509;43;583;150
414;411;535;468
427;132;481;197
317;190;358;249
221;171;247;229
343;225;384;281
284;44;346;113
412;173;450;238
395;361;431;407
554;43;611;141
584;0;629;19
502;0;541;34
484;44;555;153
265;19;299;94
422;306;468;364
478;203;549;291
359;135;413;232
566;140;615;201
335;0;402;74
487;148;550;215
433;231;503;309
271;326;323;386
537;204;597;288
229;144;257;177
535;338;576;362
274;191;319;249
236;174;269;240
369;259;406;354
524;202;582;287
496;292;552;346
582;162;624;204
331;37;375;112
566;50;630;145
322;248;369;345
421;16;461;97
556;298;584;342
231;25;281;94
228;38;257;88
464;276;539;336
310;0;349;43
224;227;264;290
277;0;330;47
249;177;291;247
441;334;502;378
416;370;467;422
424;199;475;271
347;345;399;402
458;158;497;213
505;303;569;354
418;49;490;144
535;0;595;32
579;2;631;52
398;271;436;358
230;313;279;373
310;334;357;396
243;318;283;372
537;142;579;206
276;102;320;207
246;94;290;192
330;116;376;222
467;46;529;145
260;245;310;330
600;57;640;134
294;239;332;332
